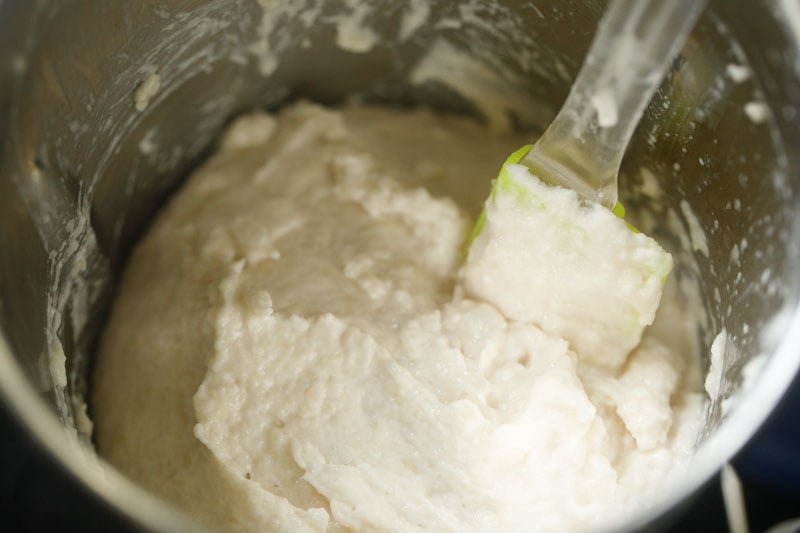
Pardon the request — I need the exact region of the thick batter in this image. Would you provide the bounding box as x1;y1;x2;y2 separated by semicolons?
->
93;102;703;532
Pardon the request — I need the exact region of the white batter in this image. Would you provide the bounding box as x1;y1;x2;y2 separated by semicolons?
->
93;102;703;532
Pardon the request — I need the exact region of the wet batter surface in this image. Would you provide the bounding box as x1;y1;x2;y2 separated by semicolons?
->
93;102;703;532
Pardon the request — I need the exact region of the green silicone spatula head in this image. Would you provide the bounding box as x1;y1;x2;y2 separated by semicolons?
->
523;0;709;209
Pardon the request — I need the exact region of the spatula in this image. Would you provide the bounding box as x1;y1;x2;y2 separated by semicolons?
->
462;0;709;369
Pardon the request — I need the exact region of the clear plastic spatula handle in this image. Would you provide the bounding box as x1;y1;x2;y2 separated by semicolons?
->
522;0;709;208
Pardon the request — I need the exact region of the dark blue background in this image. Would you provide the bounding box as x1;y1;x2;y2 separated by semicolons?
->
1;372;798;531
679;370;800;531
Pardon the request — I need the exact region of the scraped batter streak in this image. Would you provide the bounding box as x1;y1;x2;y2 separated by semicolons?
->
93;103;703;532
